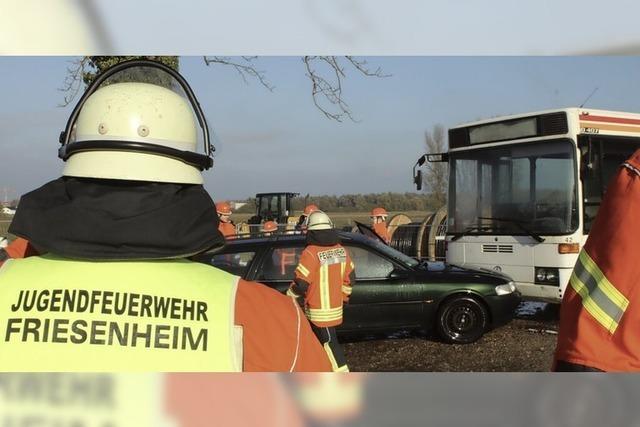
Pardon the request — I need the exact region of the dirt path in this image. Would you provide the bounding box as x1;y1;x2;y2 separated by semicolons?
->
343;304;559;372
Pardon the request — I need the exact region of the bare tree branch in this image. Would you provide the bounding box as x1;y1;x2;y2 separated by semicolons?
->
58;58;91;107
303;56;352;121
203;56;274;91
59;56;389;122
345;56;389;78
303;56;389;122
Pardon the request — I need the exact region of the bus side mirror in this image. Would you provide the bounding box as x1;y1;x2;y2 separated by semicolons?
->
413;154;428;191
414;169;423;191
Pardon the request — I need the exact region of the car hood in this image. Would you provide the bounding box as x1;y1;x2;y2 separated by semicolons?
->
414;261;512;286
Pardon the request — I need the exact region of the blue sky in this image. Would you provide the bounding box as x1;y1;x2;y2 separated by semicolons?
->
2;56;640;201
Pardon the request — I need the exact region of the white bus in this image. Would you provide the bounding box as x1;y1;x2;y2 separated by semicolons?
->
419;108;640;302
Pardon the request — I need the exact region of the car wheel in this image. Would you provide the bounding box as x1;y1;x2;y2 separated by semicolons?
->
436;295;488;344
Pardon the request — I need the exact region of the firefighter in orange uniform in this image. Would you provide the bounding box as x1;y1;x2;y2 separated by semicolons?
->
553;149;640;372
370;207;391;244
288;211;355;372
296;204;319;232
216;201;236;239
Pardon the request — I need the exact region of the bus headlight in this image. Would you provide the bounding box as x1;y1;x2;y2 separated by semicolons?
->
535;267;560;286
495;282;516;295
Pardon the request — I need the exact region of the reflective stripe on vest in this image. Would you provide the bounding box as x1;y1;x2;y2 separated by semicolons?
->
0;255;241;371
305;306;343;323
320;264;330;309
570;250;629;334
296;263;310;278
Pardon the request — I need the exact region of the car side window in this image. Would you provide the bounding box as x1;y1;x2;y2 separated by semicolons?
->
346;245;394;279
256;247;304;281
208;252;256;277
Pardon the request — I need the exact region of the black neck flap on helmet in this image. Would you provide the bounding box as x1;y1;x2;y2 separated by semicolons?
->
58;59;215;171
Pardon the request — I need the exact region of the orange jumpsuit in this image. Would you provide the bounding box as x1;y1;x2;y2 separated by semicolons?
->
373;222;391;244
289;244;354;372
218;221;236;240
290;244;354;327
554;149;640;372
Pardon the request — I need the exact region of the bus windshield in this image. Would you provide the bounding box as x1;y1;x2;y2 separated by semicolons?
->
448;139;578;236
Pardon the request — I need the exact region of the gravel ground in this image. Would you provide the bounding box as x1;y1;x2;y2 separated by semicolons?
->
343;303;560;372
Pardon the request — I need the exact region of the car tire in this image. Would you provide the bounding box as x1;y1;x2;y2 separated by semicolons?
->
436;295;488;344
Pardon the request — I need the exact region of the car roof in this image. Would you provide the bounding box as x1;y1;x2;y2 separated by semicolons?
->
220;231;368;248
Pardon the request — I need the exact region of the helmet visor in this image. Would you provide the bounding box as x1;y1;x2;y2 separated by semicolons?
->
60;59;213;171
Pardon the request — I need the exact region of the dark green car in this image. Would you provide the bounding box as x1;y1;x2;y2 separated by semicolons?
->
194;231;521;343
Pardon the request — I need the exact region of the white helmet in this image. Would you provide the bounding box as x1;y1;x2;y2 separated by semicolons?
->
1;1;102;54
59;60;214;184
307;211;334;231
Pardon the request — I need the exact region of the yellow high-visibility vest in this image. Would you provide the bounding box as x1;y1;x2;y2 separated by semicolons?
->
0;255;242;372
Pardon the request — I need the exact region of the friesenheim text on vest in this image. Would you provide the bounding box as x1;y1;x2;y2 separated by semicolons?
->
4;289;209;351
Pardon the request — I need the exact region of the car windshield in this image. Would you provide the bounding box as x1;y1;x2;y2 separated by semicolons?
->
360;235;419;267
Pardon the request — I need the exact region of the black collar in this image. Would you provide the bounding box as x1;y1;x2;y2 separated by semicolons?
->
10;177;225;260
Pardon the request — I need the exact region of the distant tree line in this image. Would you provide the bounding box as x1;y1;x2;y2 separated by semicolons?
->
235;192;445;214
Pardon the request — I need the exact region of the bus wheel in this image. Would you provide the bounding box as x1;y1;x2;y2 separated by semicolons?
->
436;296;488;344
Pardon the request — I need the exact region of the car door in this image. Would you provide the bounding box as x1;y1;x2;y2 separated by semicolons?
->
250;242;424;333
343;244;424;332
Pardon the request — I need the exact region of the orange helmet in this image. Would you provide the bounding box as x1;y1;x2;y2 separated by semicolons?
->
303;204;319;216
370;207;388;218
216;201;232;216
262;221;278;233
